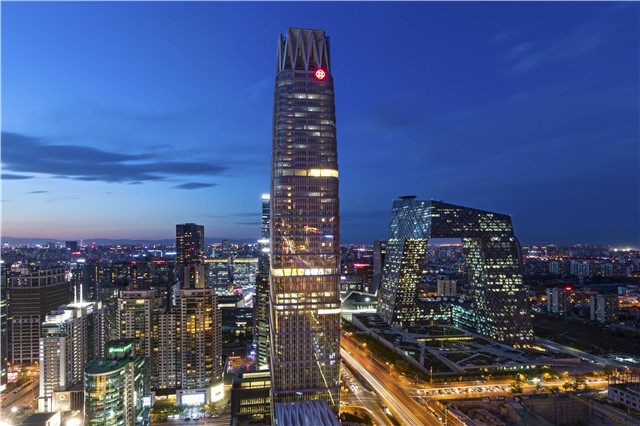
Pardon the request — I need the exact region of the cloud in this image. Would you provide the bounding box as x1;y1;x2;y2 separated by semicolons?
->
1;132;227;183
504;16;611;74
29;190;48;194
174;182;217;190
2;173;33;180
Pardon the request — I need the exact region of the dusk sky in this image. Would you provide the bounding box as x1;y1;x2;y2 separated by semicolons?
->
1;2;638;246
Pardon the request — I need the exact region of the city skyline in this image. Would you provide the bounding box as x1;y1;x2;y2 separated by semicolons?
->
2;2;639;246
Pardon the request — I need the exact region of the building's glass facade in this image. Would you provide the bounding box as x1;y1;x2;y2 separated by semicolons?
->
270;28;341;413
84;343;149;426
377;198;534;347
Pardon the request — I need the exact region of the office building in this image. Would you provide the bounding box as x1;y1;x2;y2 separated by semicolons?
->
183;264;206;289
437;279;457;297
38;301;107;412
117;290;162;389
84;339;150;426
230;371;271;426
546;287;572;314
65;241;78;252
206;259;231;295
591;294;619;324
176;223;205;283
177;288;222;402
270;28;341;414
261;193;271;239
10;268;70;365
548;260;560;275
1;268;8;391
254;273;270;370
370;240;387;294
255;194;271;370
377;198;534;347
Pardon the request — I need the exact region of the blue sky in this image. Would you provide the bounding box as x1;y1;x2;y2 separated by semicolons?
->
1;2;638;246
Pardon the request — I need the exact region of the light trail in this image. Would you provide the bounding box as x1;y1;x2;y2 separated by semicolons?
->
341;349;423;426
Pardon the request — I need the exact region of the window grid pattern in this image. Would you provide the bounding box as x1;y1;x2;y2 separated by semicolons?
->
377;199;534;348
270;28;340;414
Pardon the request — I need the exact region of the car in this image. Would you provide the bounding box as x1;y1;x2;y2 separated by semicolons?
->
482;398;490;402
522;395;529;400
498;396;505;401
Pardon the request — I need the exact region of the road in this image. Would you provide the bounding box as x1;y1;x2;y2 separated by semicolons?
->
537;337;630;369
341;363;394;426
1;379;39;424
341;338;446;426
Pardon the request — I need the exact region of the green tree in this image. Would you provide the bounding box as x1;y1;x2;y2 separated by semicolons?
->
549;386;560;394
534;381;543;394
603;364;616;376
510;381;523;394
563;382;572;391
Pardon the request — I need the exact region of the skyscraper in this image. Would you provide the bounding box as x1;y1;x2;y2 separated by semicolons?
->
177;288;222;404
176;223;205;284
10;268;70;365
117;290;162;389
38;301;107;412
261;194;271;240
377;198;535;348
270;28;341;414
255;194;271;370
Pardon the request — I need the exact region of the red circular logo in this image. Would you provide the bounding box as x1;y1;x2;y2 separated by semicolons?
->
315;69;326;80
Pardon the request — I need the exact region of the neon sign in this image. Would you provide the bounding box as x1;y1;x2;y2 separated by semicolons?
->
315;69;326;80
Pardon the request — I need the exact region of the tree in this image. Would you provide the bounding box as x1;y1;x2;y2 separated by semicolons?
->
603;364;616;376
574;376;586;390
563;382;572;391
549;386;560;394
510;381;523;394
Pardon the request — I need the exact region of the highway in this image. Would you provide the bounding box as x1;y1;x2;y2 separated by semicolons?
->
341;338;444;426
341;364;394;426
1;379;39;424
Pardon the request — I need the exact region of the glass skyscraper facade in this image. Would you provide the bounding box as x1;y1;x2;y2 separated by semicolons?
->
377;198;534;347
269;28;341;413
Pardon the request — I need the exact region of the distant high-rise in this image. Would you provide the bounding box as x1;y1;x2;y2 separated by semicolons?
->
591;294;619;324
176;223;205;284
10;268;70;365
38;301;107;412
65;241;78;252
270;28;341;413
436;279;457;297
261;194;271;239
546;287;571;314
370;240;387;294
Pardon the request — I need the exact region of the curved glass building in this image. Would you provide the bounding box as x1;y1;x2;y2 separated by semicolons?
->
269;28;341;413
